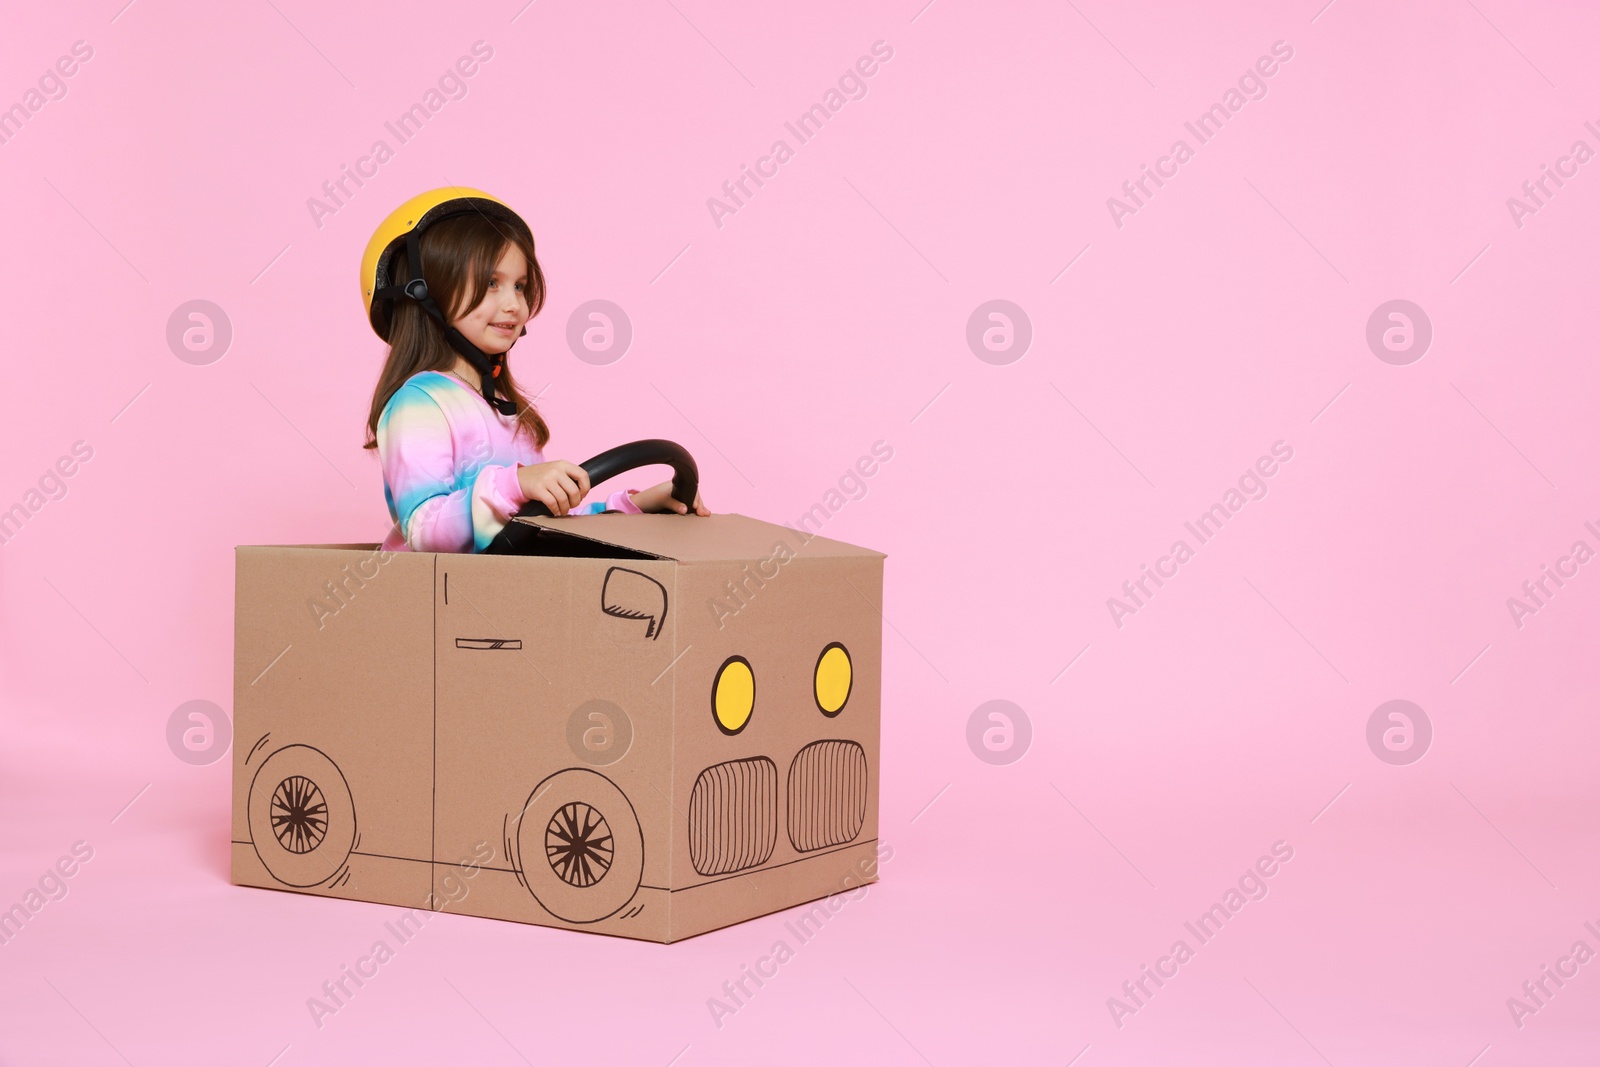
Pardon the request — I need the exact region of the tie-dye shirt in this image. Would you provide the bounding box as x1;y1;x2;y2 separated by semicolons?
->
377;370;642;553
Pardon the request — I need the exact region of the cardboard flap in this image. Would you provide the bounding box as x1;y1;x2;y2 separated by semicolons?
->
512;512;885;563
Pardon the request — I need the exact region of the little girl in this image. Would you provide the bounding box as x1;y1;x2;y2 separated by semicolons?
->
359;187;708;552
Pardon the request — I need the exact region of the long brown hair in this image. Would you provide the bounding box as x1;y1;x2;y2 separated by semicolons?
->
364;211;551;450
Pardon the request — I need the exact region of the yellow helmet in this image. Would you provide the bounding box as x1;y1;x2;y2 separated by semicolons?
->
359;186;530;342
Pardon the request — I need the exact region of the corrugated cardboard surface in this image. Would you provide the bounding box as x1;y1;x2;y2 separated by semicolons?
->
666;554;882;939
232;547;436;909
232;514;884;942
519;512;887;563
433;552;679;940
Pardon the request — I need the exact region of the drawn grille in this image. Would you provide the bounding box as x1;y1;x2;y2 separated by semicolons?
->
688;757;777;876
787;740;867;852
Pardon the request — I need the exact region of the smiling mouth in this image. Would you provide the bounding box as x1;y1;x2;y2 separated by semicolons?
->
490;322;517;333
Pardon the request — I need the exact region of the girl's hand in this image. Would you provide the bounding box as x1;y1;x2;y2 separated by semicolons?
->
516;460;591;516
630;481;710;515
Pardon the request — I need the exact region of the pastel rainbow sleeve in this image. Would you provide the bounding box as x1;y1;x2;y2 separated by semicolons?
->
573;488;644;515
377;382;523;553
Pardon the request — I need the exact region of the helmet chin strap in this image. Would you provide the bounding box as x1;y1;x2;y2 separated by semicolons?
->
437;312;519;417
377;227;521;417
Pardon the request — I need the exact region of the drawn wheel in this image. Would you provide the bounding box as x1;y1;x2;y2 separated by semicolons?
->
248;745;356;888
547;802;614;887
272;776;328;853
517;769;642;923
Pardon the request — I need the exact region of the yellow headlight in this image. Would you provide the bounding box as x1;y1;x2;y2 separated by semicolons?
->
814;642;852;716
712;655;755;735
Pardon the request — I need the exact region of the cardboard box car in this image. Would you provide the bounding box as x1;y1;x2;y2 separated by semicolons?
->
231;512;885;943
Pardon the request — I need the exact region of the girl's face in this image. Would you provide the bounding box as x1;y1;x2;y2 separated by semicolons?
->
450;243;531;354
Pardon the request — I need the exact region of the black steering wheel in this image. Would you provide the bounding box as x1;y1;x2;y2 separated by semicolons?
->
484;438;699;555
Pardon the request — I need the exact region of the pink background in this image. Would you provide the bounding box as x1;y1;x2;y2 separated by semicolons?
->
3;0;1599;1062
